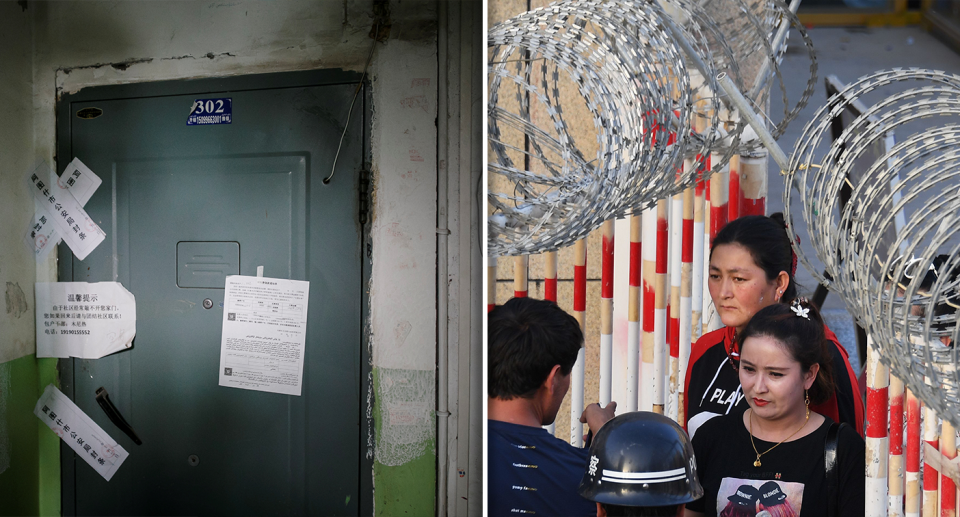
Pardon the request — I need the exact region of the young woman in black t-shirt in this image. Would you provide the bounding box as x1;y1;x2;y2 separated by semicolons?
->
684;300;865;517
682;214;863;439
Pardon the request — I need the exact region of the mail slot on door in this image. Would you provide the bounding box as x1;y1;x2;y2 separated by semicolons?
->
177;241;240;288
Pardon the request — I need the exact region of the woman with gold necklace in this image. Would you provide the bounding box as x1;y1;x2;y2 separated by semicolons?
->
684;300;864;517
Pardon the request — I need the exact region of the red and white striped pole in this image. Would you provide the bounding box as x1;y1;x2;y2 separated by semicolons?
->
705;162;727;334
738;149;768;217
544;251;557;303
941;420;957;517
570;239;587;447
907;388;921;517
678;184;695;426
669;192;683;422
573;240;587;329
600;220;615;406
727;152;741;222
710;156;730;241
641;205;657;412
514;256;528;299
488;256;497;312
891;374;905;517
690;85;708;344
924;381;940;517
626;215;642;412
701;173;712;337
724;110;741;222
691;177;706;345
943;355;958;517
866;339;889;517
653;200;669;416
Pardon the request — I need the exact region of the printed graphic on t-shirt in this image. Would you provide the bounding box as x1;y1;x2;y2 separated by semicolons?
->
716;478;803;517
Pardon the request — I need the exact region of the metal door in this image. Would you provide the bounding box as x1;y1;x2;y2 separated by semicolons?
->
56;70;371;515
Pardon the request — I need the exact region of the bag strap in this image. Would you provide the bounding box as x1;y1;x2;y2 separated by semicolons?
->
825;422;845;517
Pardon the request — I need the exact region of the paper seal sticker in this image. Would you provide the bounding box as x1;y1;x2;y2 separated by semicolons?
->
34;384;129;481
57;158;103;206
35;282;137;359
27;163;105;261
25;159;103;260
24;204;58;262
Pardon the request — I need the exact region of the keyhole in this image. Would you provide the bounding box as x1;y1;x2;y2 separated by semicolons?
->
202;299;213;310
188;455;200;467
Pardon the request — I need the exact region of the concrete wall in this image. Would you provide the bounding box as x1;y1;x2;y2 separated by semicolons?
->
369;39;439;515
0;3;47;515
0;0;37;364
0;0;440;514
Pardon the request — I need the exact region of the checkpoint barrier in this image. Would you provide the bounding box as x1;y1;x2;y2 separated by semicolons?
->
489;1;960;515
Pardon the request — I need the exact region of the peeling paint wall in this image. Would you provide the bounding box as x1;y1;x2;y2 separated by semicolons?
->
31;0;377;183
370;37;439;516
0;1;37;365
0;2;42;512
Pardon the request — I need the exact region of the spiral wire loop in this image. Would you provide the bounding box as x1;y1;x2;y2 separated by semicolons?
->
784;68;960;426
488;0;816;257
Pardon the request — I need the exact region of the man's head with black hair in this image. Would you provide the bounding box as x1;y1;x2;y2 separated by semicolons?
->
488;297;583;399
488;297;583;426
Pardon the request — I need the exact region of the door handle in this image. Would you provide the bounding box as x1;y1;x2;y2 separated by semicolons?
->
95;387;142;445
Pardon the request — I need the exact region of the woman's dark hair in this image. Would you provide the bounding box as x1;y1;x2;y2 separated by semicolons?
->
736;300;836;405
711;213;797;303
488;297;583;399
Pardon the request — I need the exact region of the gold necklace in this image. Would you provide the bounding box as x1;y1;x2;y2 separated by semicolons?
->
749;407;809;467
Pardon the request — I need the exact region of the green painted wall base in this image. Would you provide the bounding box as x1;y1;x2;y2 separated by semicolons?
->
37;358;59;516
372;368;436;517
0;354;59;516
0;355;39;516
374;453;436;516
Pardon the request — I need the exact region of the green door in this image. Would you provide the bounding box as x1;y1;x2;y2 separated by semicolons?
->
56;70;370;515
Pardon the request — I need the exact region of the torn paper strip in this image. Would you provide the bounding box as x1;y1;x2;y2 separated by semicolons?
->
35;282;137;359
218;275;310;396
34;384;128;481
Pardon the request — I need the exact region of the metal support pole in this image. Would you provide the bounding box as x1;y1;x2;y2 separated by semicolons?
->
655;0;791;174
748;0;803;101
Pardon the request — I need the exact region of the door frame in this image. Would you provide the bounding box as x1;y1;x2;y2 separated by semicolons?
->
55;69;374;516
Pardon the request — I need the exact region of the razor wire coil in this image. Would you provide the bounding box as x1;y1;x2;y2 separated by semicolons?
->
784;68;960;427
488;0;816;257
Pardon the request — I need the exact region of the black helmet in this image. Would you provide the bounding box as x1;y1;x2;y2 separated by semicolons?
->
577;411;703;508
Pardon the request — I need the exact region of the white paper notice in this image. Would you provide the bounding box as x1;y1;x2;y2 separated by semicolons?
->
218;275;310;396
35;282;137;359
28;163;106;261
24;159;102;261
34;384;129;481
